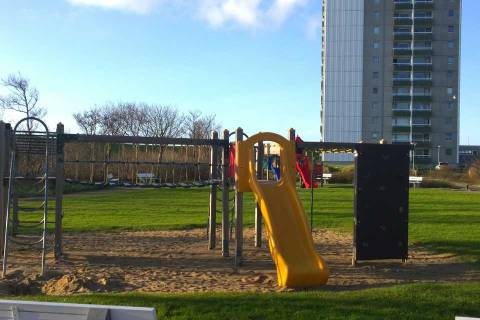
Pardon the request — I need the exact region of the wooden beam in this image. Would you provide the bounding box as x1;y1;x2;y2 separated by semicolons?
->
61;134;228;147
234;127;244;266
289;128;296;142
221;129;230;258
208;131;219;250
254;141;264;248
55;123;65;260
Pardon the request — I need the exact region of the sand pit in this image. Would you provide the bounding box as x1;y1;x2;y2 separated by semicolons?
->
1;228;479;295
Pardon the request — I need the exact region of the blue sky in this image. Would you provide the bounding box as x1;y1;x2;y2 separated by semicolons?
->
0;0;478;144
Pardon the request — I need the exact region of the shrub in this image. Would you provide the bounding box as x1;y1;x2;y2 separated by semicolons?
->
330;165;354;184
420;178;465;189
468;160;480;182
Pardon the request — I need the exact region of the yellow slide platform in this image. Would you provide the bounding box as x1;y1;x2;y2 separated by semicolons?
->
236;132;329;288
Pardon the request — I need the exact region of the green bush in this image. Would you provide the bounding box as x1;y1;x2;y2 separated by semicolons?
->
420;178;466;189
330;165;354;184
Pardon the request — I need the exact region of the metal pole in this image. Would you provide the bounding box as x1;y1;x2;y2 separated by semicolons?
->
55;123;65;260
310;151;314;232
437;145;441;165
208;131;219;250
221;129;230;257
234;127;244;266
2;143;15;277
40;123;50;276
254;141;264;248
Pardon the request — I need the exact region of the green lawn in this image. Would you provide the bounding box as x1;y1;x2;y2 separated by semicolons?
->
20;186;480;263
13;186;480;319
11;282;480;320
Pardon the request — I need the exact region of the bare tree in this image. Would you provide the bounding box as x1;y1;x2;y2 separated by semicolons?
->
145;105;184;138
183;110;221;139
118;102;148;136
98;103;126;136
73;107;102;135
0;73;46;132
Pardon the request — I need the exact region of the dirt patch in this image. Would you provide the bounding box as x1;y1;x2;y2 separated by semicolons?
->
42;274;121;295
2;228;479;294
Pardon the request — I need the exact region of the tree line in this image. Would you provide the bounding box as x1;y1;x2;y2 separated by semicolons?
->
0;72;220;138
73;103;220;139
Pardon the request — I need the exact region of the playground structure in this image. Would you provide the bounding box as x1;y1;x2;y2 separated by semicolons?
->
0;119;411;288
236;132;329;287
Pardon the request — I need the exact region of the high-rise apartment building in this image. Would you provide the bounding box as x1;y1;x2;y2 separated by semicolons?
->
321;0;461;166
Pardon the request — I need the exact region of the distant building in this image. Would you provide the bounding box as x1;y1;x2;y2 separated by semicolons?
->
321;0;461;166
459;145;480;167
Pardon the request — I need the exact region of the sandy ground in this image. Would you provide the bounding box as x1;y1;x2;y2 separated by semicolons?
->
1;228;479;295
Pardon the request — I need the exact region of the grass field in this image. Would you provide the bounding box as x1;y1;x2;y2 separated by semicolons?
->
27;186;475;263
15;186;480;319
14;283;480;320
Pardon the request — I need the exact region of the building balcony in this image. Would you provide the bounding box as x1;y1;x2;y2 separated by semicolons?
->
393;47;412;55
412;62;433;71
414;31;433;40
394;0;414;9
413;47;433;56
393;63;412;71
392;139;411;144
413;77;433;85
392;92;412;98
414;16;433;25
412;139;432;148
413;137;431;143
393;95;412;102
394;16;413;25
393;77;411;85
392;123;431;133
392;124;412;132
413;154;432;164
392;77;432;86
415;0;434;10
393;95;432;102
394;32;413;40
392;106;432;116
394;0;433;10
413;124;432;132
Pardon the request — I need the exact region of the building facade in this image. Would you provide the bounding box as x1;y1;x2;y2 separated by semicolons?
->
321;0;461;166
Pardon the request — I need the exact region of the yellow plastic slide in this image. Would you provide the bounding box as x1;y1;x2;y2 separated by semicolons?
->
236;132;329;288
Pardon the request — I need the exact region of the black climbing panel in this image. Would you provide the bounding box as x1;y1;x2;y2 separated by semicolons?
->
353;144;410;262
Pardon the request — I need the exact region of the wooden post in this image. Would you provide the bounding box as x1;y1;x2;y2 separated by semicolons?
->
289;128;296;188
74;150;79;182
0;122;9;255
208;131;219;250
54;123;65;260
266;144;271;180
289;128;296;142
234;127;244;266
11;159;18;236
255;142;264;248
221;129;230;257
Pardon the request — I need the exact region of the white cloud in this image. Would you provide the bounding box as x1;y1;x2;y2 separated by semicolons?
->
66;0;308;28
67;0;163;14
306;13;321;39
267;0;306;24
199;0;261;28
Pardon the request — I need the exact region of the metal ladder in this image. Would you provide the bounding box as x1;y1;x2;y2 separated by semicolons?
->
2;117;52;277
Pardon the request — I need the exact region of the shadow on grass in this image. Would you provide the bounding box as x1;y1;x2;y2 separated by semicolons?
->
421;240;480;265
